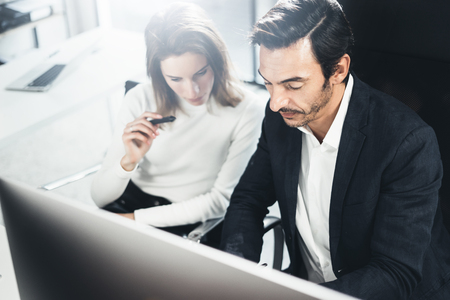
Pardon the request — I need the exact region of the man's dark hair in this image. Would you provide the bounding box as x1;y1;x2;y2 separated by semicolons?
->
251;0;354;81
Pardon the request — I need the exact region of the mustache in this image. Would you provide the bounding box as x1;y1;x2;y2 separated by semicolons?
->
279;108;305;114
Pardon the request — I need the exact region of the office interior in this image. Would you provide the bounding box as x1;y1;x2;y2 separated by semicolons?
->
1;0;449;299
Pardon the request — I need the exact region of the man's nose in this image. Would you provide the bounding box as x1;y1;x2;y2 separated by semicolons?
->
269;88;289;112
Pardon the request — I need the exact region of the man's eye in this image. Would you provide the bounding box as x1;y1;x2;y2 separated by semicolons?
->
288;85;301;90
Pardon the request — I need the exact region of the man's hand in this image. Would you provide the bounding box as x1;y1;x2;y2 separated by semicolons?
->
117;213;135;220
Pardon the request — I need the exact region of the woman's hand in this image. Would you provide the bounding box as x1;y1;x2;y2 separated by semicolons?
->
120;112;163;171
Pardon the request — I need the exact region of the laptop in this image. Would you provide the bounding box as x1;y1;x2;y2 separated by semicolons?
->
5;39;98;92
0;177;355;300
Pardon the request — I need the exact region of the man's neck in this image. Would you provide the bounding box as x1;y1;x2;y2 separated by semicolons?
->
308;82;347;143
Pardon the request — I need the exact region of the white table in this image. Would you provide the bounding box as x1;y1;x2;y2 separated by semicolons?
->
0;27;147;300
0;27;147;145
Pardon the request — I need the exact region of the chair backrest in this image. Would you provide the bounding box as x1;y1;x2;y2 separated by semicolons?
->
338;0;450;232
125;80;139;95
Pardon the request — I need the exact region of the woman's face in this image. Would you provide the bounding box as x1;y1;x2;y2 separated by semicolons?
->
160;52;215;106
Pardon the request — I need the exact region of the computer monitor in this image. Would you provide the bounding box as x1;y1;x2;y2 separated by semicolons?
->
0;177;355;300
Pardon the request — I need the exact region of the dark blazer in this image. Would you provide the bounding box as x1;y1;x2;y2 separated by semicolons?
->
221;75;450;299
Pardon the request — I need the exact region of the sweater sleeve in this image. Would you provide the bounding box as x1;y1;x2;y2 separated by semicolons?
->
134;94;266;227
90;85;146;207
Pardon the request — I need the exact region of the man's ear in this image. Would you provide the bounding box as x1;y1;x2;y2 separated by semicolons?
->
331;54;351;85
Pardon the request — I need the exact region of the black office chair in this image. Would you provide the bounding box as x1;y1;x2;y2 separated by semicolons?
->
39;80;285;270
338;0;450;232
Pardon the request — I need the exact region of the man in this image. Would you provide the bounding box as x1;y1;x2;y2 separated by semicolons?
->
220;0;450;299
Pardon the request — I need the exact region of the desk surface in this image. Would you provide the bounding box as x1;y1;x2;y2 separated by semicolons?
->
0;27;147;145
0;27;147;300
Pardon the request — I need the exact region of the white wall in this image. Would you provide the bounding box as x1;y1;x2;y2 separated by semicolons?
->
64;0;98;36
0;0;99;63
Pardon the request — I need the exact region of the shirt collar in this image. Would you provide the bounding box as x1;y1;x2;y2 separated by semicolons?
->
323;74;353;149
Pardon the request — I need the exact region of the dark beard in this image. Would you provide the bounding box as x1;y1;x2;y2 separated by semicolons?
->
283;78;332;128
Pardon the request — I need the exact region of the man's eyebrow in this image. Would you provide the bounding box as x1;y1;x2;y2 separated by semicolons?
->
165;64;209;78
258;69;307;84
280;77;307;84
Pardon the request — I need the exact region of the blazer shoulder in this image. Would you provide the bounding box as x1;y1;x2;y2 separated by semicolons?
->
354;77;431;134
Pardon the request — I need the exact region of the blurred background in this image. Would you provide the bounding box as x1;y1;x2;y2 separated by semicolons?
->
0;0;279;83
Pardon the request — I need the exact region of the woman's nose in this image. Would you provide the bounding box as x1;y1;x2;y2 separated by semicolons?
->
186;81;200;99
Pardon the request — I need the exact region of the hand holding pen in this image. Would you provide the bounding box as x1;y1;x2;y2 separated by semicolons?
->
120;113;175;171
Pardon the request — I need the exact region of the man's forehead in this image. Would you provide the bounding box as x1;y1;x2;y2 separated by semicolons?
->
259;40;318;82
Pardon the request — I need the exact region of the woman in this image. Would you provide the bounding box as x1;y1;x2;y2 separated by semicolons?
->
90;2;264;239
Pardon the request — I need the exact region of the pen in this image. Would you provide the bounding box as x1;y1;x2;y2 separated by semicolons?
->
147;116;176;125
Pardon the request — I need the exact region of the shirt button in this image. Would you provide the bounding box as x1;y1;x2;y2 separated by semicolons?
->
324;262;330;267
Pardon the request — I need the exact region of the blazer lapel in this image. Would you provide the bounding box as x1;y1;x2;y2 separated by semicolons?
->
329;76;369;262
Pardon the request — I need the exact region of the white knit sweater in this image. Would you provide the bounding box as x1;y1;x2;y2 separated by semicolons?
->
91;82;265;227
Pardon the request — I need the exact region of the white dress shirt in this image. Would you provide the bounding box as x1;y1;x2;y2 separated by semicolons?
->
295;75;354;283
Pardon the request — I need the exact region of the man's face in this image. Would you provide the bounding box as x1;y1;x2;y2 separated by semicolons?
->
259;39;333;128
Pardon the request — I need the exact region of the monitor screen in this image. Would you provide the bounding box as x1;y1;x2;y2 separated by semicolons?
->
0;177;355;300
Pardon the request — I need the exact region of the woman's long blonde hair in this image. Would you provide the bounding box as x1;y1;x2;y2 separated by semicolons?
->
145;2;242;117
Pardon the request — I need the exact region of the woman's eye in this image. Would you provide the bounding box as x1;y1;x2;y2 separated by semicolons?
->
196;70;207;76
171;78;181;82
